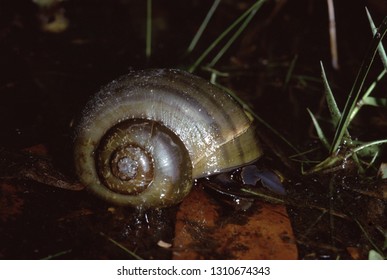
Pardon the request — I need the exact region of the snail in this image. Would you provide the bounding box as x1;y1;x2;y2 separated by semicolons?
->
74;69;263;208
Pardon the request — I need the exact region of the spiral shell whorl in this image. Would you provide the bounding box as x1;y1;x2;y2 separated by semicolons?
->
96;121;156;195
75;119;192;208
74;69;262;208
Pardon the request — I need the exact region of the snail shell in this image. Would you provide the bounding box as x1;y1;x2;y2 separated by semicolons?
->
74;69;262;208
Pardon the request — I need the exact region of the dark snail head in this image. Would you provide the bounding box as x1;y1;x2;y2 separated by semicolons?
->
74;69;262;208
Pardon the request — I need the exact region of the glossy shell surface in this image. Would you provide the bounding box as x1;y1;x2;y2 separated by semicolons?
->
74;69;262;207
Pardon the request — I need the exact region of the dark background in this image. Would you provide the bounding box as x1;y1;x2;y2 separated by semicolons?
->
0;0;386;259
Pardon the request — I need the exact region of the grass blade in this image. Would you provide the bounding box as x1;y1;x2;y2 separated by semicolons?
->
146;0;152;59
330;16;387;154
344;139;387;161
188;0;267;73
307;108;330;150
208;4;258;67
366;8;387;70
320;61;341;125
187;0;221;54
347;10;387;120
363;96;387;107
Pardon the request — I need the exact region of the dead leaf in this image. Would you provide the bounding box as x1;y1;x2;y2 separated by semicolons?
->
173;184;298;259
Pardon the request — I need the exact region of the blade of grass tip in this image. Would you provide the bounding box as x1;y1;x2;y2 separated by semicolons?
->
330;16;387;154
187;0;221;54
307;108;330;150
366;7;387;70
320;61;341;125
320;61;365;170
349;8;387;120
321;61;365;172
208;4;259;68
188;0;267;73
146;0;152;59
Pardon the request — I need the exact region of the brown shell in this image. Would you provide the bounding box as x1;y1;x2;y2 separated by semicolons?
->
74;69;263;208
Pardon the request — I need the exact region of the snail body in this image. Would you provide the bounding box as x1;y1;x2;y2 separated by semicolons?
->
74;69;262;208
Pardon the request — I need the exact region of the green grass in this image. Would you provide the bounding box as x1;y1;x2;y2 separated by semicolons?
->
307;13;387;174
146;2;386;176
141;1;387;259
146;0;152;59
186;0;221;54
188;0;268;73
